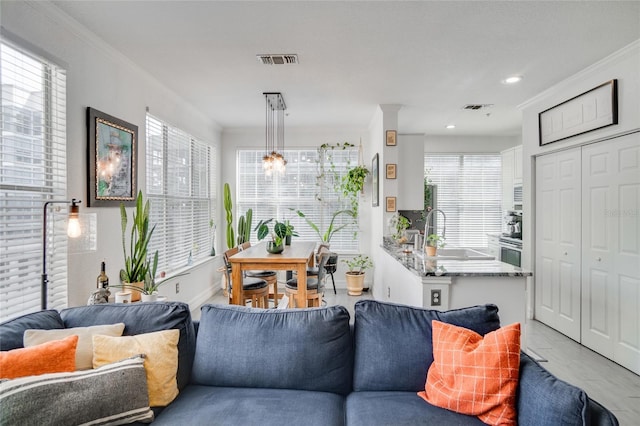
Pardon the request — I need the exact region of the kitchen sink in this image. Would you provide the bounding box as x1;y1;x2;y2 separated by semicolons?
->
414;248;495;261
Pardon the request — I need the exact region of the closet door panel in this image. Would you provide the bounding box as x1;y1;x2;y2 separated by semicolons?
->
582;133;640;374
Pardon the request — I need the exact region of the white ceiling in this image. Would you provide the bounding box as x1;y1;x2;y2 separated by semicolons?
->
51;0;640;136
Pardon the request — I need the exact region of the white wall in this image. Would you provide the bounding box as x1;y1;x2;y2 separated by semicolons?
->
424;134;520;153
519;39;640;318
2;1;224;311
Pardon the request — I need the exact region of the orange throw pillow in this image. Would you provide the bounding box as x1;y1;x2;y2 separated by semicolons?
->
418;321;521;426
0;334;78;379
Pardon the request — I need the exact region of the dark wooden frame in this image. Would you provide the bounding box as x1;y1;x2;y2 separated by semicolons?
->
539;79;618;146
386;130;397;146
386;196;397;212
87;107;138;207
386;163;397;179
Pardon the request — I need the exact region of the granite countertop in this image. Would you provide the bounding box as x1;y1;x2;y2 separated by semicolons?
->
382;238;533;278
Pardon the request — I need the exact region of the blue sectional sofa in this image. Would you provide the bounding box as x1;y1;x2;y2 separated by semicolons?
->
0;300;618;425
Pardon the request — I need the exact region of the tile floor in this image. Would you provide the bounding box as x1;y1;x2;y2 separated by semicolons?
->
196;287;639;425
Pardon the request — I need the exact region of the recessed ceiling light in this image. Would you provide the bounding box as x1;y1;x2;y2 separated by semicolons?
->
446;124;456;129
503;75;523;84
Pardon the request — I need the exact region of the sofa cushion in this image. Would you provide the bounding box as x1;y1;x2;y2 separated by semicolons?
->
192;304;353;395
93;330;180;407
516;352;589;426
0;356;153;425
419;321;521;426
24;323;125;370
346;391;485;426
60;301;195;391
0;310;64;351
153;385;345;426
0;334;78;379
353;300;501;391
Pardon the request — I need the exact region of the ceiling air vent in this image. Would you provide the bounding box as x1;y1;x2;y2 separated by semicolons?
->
462;104;493;110
257;54;299;65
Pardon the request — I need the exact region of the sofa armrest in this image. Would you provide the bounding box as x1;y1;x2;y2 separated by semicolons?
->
587;397;619;426
517;352;590;425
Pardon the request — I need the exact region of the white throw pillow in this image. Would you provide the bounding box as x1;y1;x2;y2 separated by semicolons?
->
24;323;125;370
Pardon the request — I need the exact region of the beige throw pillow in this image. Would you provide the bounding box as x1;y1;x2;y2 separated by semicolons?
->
92;329;180;407
24;323;125;370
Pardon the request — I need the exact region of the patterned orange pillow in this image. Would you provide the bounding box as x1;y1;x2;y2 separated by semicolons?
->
418;320;521;426
0;334;78;379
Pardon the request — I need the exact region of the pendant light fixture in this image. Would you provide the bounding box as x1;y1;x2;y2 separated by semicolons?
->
262;92;287;177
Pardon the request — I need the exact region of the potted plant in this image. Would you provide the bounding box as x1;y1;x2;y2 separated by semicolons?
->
119;191;158;301
340;165;370;216
292;209;356;243
342;254;373;296
255;219;287;253
425;234;446;256
390;213;411;243
282;219;298;245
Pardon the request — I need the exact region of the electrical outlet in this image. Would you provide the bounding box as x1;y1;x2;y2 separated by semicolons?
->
175;282;180;294
431;289;441;306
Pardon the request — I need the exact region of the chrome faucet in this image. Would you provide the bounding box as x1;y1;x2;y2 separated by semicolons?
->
423;209;446;251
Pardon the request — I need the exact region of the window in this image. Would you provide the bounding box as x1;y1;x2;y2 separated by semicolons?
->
145;114;216;274
0;41;68;320
424;154;501;248
236;147;359;252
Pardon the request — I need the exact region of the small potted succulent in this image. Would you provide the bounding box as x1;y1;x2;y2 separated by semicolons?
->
342;254;373;296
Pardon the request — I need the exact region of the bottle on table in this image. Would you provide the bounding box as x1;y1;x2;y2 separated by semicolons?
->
97;261;109;289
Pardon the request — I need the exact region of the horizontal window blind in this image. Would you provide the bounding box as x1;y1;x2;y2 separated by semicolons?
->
424;154;501;248
0;41;68;320
237;148;358;252
146;114;215;275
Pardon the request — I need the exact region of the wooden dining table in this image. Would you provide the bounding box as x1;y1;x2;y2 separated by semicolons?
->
228;241;317;308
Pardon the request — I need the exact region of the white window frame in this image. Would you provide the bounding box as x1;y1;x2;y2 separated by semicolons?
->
0;40;68;320
424;153;502;248
236;147;359;252
145;114;216;275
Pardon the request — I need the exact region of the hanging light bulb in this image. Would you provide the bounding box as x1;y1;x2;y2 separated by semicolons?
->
262;92;287;177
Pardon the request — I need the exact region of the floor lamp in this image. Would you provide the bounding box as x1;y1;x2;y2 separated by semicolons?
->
42;198;82;310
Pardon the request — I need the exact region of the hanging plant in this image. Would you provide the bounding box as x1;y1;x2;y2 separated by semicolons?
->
340;165;369;217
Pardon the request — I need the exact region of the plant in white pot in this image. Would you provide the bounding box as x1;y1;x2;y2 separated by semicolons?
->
342;254;373;296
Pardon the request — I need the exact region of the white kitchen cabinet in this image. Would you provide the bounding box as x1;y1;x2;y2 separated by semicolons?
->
502;145;524;211
534;132;640;375
501;148;515;212
513;145;523;183
486;234;500;259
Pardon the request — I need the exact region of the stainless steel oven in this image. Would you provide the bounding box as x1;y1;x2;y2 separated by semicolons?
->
499;236;522;268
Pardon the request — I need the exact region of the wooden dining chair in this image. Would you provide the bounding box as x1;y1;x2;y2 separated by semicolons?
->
284;251;331;308
223;247;269;308
239;242;280;306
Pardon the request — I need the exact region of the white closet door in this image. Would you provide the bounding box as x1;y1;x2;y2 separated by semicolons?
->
535;148;582;341
582;133;640;374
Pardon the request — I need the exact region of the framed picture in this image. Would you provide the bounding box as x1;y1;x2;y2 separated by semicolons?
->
372;153;379;207
386;163;397;179
87;107;138;207
386;130;397;146
386;196;397;212
539;79;618;146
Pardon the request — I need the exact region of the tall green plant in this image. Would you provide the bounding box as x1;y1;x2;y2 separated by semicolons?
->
292;209;355;243
119;191;157;284
223;183;235;249
237;208;253;245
